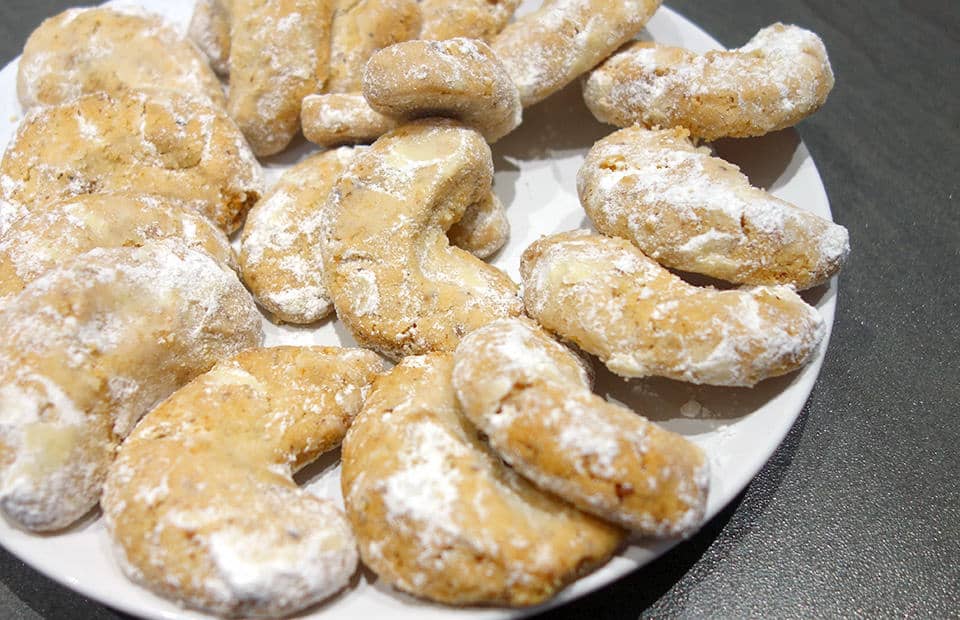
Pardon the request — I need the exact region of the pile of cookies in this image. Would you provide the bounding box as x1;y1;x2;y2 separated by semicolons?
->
0;0;849;617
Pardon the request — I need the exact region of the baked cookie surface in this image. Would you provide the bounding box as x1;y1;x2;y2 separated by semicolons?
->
341;353;624;606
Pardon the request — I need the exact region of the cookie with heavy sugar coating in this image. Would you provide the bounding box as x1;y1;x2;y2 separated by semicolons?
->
18;7;225;110
188;0;231;76
491;0;662;107
0;90;263;237
362;38;522;142
0;193;235;302
341;353;624;606
452;318;710;535
320;119;522;360
583;24;835;139
578;125;848;290
229;0;334;156
103;346;384;617
521;231;825;386
240;148;360;324
0;239;262;531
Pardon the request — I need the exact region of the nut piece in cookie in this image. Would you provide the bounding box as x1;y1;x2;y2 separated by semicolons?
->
583;24;835;139
320;119;522;360
452;318;710;535
521;231;825;386
0;90;263;236
491;0;662;107
0;239;262;531
578;125;848;290
240;148;360;324
17;7;226;109
0;193;236;301
103;346;383;618
229;0;334;156
342;353;624;606
362;38;522;142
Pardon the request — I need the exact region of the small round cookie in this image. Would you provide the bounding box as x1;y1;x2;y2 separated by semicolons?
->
0;193;236;301
341;353;624;606
0;239;262;531
521;231;825;386
326;0;422;94
447;191;509;259
301;93;398;147
17;7;225;110
418;0;521;42
577;125;849;290
321;119;523;360
491;0;662;107
229;0;334;156
188;0;232;76
583;24;835;140
103;346;384;618
240;148;360;324
452;318;710;535
0;90;263;237
362;38;522;142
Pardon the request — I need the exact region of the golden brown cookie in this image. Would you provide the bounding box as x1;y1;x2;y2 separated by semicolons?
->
0;239;262;531
320;119;522;360
491;0;662;107
301;93;398;147
229;0;334;156
188;0;232;76
447;191;509;259
577;126;849;290
326;0;422;94
341;353;624;606
362;38;522;142
521;231;825;386
418;0;520;42
103;346;384;618
17;7;225;109
240;148;360;324
583;24;835;139
0;90;263;237
0;193;236;301
452;318;710;535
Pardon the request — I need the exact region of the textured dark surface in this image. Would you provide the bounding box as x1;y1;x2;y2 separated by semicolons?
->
0;1;957;619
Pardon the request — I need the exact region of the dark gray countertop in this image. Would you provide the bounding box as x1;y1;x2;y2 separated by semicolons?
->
0;0;956;618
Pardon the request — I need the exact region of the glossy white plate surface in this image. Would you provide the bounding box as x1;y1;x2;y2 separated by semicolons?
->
0;2;837;618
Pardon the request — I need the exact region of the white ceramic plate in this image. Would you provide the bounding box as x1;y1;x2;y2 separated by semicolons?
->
0;2;837;618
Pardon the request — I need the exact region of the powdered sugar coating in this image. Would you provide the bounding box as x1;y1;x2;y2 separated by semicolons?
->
102;346;383;617
240;148;360;324
342;353;623;605
578;125;849;289
491;0;662;107
188;0;231;76
362;38;522;142
17;7;225;109
0;193;236;301
521;230;826;386
584;23;835;139
0;239;262;531
418;0;520;42
301;93;397;147
229;0;333;156
447;191;510;259
0;90;263;236
320;119;522;360
452;318;710;535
